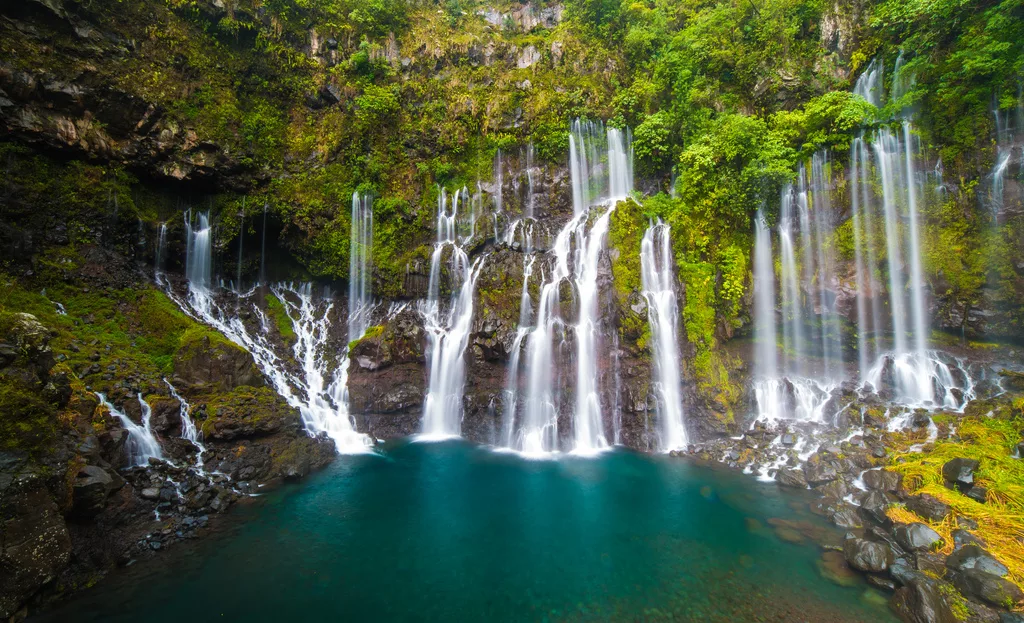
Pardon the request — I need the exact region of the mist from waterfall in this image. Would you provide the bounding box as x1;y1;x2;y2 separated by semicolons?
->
640;220;687;451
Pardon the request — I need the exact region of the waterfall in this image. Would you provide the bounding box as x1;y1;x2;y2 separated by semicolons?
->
185;210;212;291
501;254;536;447
853;58;884;109
349;192;374;342
236;201;245;291
420;188;484;438
165;379;205;465
809;153;844;378
753;209;777;381
98;393;163;467
260;203;268;284
155;222;168;277
525;142;536;219
505;120;632;454
778;178;806;377
170;213;373;452
640;220;687;451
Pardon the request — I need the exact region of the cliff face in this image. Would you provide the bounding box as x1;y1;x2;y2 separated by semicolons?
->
2;0;1024;617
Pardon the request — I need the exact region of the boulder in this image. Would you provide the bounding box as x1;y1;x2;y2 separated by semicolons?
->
864;469;903;493
71;465;118;518
844;537;893;572
0;474;72;619
905;494;951;522
942;458;979;492
776;467;807;488
966;485;988;504
952;568;1024;608
804;453;840;486
946;545;1009;578
894;523;944;552
859;489;895;526
890;577;957;623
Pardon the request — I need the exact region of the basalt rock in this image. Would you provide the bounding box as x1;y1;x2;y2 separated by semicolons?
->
942;457;979;492
905;494;951;522
952;568;1024;608
844;536;893;573
863;469;903;493
946;545;1009;577
890;577;958;623
895;523;944;552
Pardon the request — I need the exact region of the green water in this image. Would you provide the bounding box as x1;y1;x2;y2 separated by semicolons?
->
42;441;896;622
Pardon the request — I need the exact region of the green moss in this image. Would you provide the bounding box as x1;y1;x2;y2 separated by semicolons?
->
265;294;297;344
0;377;57;454
348;324;384;351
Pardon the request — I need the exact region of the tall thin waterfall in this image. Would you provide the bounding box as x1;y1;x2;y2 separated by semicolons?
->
810;153;844;378
525;142;536;219
155;222;168;276
349;192;374;342
505;120;632;454
165;379;205;465
640;220;687;451
98;393;163;467
185;210;212;291
421;188;484;438
235;200;245;290
853;58;884;108
753;209;777;381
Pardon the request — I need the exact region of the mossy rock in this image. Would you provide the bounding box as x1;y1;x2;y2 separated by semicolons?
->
198;386;299;441
173;328;262;391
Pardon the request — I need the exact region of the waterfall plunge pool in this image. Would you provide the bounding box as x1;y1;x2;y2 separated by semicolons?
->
38;440;896;622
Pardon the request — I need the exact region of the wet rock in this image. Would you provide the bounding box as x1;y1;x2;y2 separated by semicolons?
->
780;433;797;446
140;487;160;500
1001;613;1024;623
952;568;1024;608
914;552;946;575
942;457;979;492
817;478;849;502
71;465;117;518
868;574;898;592
859;489;895;526
173;334;262;391
890;577;958;623
894;523;944;552
952;529;986;551
830;505;863;529
776;467;807;488
905;494;951;522
946;545;1009;577
864;469;903;493
803;453;840;486
966;485;988;504
844;536;893;572
0;474;72;619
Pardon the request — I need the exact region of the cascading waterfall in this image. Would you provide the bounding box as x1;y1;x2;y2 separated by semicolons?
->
810;153;844;379
505;120;632;454
165;379;205;465
640;220;687;451
348;192;374;342
98;393;163;467
185;210;212;292
420;188;484;438
167;210;373;452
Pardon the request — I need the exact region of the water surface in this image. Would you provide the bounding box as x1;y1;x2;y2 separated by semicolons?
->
42;441;895;622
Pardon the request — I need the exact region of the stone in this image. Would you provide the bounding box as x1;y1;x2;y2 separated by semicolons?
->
942;457;979;491
859;489;894;527
776;467;807;488
863;469;903;493
953;568;1024;608
71;465;115;518
140;487;160;500
946;545;1009;577
804;453;840;486
890;578;958;623
867;574;897;592
1001;613;1024;623
781;433;797;446
966;485;988;504
830;505;863;529
914;552;946;575
0;475;72;619
894;523;944;552
952;529;986;551
844;537;893;572
905;494;951;522
818;550;860;587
